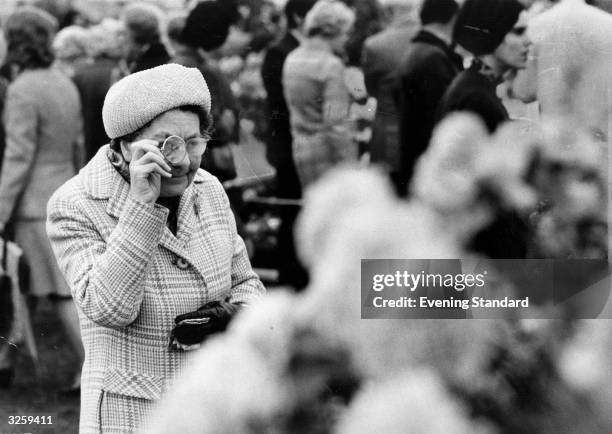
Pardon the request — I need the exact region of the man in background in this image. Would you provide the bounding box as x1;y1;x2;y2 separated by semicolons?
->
261;0;317;290
361;0;421;190
121;2;170;74
394;0;462;196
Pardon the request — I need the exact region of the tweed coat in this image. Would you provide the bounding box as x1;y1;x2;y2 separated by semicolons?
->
46;146;266;433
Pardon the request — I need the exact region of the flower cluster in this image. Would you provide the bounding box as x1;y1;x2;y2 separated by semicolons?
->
144;124;610;432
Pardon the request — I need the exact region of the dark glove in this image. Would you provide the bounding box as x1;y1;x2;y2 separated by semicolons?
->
169;299;242;351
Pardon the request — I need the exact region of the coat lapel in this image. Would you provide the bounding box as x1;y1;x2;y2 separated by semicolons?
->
183;179;221;286
80;147;216;282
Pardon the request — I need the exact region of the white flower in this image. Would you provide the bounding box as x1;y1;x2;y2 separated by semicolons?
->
335;369;495;434
294;166;499;381
412;113;488;212
295;166;396;267
559;320;612;396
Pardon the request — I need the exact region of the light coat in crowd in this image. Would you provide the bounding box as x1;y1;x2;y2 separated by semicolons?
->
47;146;265;433
283;41;357;187
0;68;82;296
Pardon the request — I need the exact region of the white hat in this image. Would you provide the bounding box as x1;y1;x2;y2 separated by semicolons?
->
102;63;212;139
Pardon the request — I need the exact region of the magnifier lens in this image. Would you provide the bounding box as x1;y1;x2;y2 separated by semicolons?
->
161;136;187;165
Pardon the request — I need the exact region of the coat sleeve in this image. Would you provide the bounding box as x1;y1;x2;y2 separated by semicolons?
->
261;45;287;116
47;192;169;328
322;59;352;127
215;183;265;304
361;41;380;98
0;86;38;224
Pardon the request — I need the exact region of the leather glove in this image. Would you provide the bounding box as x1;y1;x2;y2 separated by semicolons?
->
169;298;242;351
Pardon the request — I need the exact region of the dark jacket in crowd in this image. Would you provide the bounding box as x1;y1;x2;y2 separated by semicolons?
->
174;48;239;144
73;58;116;160
260;31;302;199
437;60;509;133
395;30;463;194
0;77;7;175
260;32;308;290
173;47;239;181
362;18;419;176
130;41;171;74
437;61;525;259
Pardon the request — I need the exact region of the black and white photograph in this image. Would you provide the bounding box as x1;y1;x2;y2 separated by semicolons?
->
0;0;611;432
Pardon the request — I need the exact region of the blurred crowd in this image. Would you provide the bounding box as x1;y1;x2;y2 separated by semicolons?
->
0;0;611;431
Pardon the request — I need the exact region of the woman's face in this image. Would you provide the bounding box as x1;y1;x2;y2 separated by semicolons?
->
494;12;531;71
125;109;204;198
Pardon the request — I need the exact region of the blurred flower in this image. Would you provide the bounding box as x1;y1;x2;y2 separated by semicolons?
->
412;113;488;212
336;369;495;434
295;166;396;267
559;320;612;395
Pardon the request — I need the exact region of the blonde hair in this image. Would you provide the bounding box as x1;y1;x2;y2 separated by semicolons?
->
86;19;125;60
304;0;355;38
52;25;89;62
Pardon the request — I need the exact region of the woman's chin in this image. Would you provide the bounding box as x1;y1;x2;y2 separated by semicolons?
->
160;175;189;197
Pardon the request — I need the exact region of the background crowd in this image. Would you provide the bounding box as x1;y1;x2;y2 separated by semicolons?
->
0;0;611;432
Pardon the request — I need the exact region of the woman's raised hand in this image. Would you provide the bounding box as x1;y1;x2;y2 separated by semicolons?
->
127;140;172;205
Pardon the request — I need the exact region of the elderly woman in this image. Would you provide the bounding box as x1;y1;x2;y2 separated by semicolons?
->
437;0;529;132
46;64;265;433
0;7;83;391
283;0;357;188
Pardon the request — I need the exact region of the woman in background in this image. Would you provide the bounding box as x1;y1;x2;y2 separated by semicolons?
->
437;0;530;132
52;25;89;78
0;7;83;393
283;0;357;187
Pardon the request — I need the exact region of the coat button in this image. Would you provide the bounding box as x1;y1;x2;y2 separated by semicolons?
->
175;258;190;270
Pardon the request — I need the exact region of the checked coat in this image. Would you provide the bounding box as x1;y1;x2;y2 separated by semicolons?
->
46;146;265;433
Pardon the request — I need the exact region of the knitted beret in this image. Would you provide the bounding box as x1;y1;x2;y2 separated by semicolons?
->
102;64;212;139
454;0;524;56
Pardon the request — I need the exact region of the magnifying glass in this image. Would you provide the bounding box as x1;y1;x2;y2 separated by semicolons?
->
159;135;187;165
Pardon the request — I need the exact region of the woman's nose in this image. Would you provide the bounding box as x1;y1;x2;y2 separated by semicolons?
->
170;153;191;174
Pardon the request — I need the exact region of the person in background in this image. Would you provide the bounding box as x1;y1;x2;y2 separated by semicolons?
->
438;0;531;260
52;25;89;78
394;0;462;196
361;0;421;193
261;0;317;290
171;1;241;183
283;0;357;188
0;32;8;176
121;2;170;74
47;64;265;433
437;0;529;132
341;0;385;66
73;19;125;161
0;7;83;394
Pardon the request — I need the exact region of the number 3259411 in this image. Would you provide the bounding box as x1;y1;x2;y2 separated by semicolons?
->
8;415;53;424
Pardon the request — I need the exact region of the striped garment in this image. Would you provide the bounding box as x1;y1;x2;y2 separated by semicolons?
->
46;145;265;433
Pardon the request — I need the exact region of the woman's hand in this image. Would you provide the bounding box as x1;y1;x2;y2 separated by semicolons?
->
128;140;172;205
